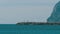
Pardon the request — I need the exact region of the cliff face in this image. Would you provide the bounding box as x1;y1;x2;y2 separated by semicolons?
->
47;1;60;23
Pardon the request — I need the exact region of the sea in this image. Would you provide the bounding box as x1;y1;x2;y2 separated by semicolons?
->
0;24;60;34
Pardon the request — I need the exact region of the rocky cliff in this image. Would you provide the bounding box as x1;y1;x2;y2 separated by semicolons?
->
47;1;60;23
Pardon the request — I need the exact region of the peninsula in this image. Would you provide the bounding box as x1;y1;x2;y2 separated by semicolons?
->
17;1;60;25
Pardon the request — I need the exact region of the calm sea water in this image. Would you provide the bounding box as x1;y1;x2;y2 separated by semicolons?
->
0;24;60;34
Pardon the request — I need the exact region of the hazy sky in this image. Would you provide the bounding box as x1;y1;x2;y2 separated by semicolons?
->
0;0;59;24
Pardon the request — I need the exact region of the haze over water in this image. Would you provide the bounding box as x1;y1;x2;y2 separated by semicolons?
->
0;0;59;24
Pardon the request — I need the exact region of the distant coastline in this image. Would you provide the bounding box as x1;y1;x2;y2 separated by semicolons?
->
16;22;60;25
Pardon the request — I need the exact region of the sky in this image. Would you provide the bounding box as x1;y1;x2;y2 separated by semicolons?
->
0;0;59;24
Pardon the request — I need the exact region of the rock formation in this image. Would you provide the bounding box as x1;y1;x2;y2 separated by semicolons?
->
47;1;60;23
